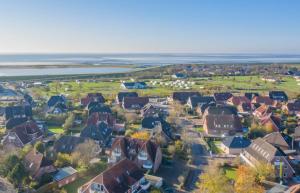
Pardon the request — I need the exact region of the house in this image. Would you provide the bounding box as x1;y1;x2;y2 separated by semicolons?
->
53;135;87;154
240;138;295;180
141;104;168;118
253;104;275;119
260;114;283;132
80;122;112;146
4;105;32;120
227;96;250;106
5;117;28;130
292;126;300;149
237;102;252;114
220;136;251;155
88;103;112;116
122;97;149;110
121;82;147;89
172;73;187;79
196;102;216;116
282;101;300;115
108;137;162;173
269;91;288;102
172;92;201;104
81;93;105;107
47;103;67;114
53;167;78;188
2;121;43;148
186;96;215;109
78;159;150;193
140;116;173;141
116;92;138;104
23;149;56;179
203;106;242;137
263;132;292;151
251;96;274;106
213;92;233;103
47;95;66;108
141;116;162;131
47;95;67;114
244;92;259;100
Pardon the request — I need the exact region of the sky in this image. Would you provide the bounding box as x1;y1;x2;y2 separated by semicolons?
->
0;0;300;54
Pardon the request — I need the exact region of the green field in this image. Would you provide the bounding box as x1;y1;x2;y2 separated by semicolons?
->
48;126;64;134
28;75;300;100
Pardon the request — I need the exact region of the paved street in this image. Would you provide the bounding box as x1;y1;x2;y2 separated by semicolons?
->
181;119;209;192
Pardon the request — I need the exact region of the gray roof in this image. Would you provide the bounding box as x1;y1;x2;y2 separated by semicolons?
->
244;138;285;162
53;135;87;154
53;167;77;181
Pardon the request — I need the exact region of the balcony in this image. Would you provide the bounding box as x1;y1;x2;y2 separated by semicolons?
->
112;149;121;157
108;156;117;164
140;178;151;190
138;151;148;161
142;160;153;170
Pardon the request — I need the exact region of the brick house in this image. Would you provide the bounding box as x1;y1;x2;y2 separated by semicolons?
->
240;138;295;180
108;137;162;173
78;159;150;193
23;149;56;179
81;93;105;107
54;167;78;188
2;121;43;148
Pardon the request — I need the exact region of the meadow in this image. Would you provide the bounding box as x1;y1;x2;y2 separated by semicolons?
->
28;75;300;100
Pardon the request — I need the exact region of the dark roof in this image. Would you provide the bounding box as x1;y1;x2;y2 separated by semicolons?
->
245;92;259;100
122;97;149;110
5;105;32;120
205;114;242;134
188;96;215;108
81;93;105;106
222;136;250;149
80;122;112;145
141;116;161;129
53;135;87;154
6;117;28;130
172;92;201;104
245;138;286;162
88;103;112;115
198;103;216;114
117;92;138;103
47;95;66;107
122;82;147;89
252;96;274;105
286;102;300;112
214;92;233;102
11;121;43;145
141;104;167;118
269;91;288;101
206;106;238;116
79;159;144;193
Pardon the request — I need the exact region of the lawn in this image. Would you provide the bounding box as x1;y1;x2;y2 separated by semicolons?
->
29;75;300;100
64;175;94;193
206;140;223;154
195;127;204;132
48;126;64;134
223;166;237;180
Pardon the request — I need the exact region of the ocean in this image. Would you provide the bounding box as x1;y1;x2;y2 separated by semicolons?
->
0;53;300;76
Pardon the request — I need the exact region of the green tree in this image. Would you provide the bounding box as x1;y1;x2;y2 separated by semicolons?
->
34;141;45;154
63;113;75;132
55;153;72;168
198;163;234;193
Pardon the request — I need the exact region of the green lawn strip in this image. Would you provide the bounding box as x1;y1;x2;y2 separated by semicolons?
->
222;166;237;180
48;126;64;134
63;174;94;193
207;140;223;154
195;127;204;132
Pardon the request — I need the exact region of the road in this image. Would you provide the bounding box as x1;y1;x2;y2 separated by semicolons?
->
181;119;209;192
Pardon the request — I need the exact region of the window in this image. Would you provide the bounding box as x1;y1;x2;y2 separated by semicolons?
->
283;173;287;177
